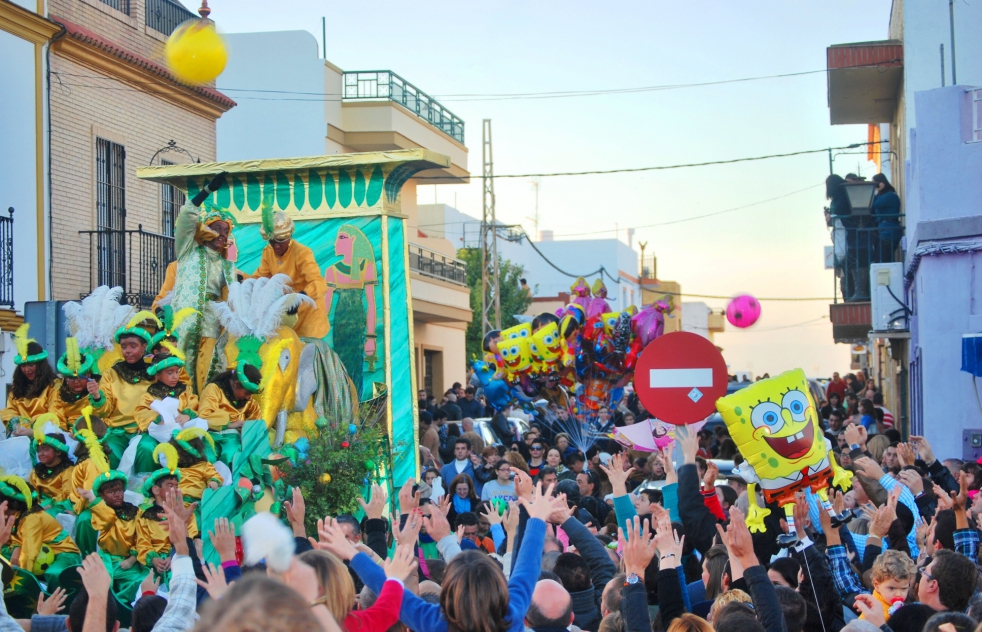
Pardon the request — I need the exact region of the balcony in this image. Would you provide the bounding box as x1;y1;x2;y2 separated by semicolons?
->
829;214;904;303
0;208;13;308
343;71;464;144
79;226;174;308
145;0;196;36
827;40;903;124
409;244;467;286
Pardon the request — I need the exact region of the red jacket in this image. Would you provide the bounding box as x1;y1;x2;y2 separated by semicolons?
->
345;578;405;632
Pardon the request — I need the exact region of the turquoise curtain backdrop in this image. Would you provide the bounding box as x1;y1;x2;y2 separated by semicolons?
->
232;217;387;402
386;218;414;484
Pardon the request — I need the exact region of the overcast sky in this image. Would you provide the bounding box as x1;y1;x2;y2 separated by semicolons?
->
190;0;894;378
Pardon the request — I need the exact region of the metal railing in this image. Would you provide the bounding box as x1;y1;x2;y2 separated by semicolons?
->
0;208;13;308
830;214;904;302
99;0;129;14
343;71;465;144
409;244;467;285
145;0;196;36
79;226;175;309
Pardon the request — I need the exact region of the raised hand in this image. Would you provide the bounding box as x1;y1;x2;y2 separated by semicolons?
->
852;456;885;482
503;501;520;536
140;573;161;596
718;506;758;568
620;516;658;575
654;514;684;569
383;544;418;581
703;461;719;491
195;562;230;600
662;446;678;485
521;482;566;521
897;469;924;495
513;470;534;501
317;517;359;560
854;594;886;627
676;426;700;465
162;491;191;554
599;452;634;497
547;494;574;525
910;436;935;465
897;443;917;468
933;484;954;511
422;507;452;542
394;508;423;546
36;587;68;615
283;486;307;538
398;477;420;515
359;483;388;521
481;503;503;526
843;424;867;451
209;517;237;563
869;488;899;538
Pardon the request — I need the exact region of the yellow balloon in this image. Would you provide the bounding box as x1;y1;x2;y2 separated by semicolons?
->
320;473;332;484
165;19;227;85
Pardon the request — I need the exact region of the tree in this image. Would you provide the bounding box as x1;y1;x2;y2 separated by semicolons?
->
457;248;533;362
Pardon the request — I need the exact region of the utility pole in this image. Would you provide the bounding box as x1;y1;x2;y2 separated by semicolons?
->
949;0;957;84
526;180;540;241
638;241;648;304
480;120;501;335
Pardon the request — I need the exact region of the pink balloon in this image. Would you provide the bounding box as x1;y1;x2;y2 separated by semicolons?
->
726;294;761;328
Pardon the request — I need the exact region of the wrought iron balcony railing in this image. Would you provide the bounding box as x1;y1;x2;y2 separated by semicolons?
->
146;0;196;36
99;0;129;14
0;208;13;308
829;213;904;302
343;71;465;144
409;244;467;286
79;226;175;309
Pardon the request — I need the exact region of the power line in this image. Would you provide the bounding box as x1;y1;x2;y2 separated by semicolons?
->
547;182;824;238
411;141;885;181
52;61;898;102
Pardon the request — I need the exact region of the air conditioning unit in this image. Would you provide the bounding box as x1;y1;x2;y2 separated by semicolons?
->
870;262;907;331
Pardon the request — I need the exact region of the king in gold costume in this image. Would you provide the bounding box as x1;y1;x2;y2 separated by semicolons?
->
170;175;238;394
250;207;329;339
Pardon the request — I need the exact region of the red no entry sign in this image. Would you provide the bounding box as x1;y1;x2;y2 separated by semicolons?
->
633;331;728;425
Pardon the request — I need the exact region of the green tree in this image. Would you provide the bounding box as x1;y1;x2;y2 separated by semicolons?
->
458;248;534;362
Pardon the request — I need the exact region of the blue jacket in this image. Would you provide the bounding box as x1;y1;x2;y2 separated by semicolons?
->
350;518;547;632
872;191;901;224
440;462;479;495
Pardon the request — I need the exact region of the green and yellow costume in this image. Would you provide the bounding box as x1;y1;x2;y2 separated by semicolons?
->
2;476;80;589
171;202;238;394
90;471;148;605
133;345;200;473
136;445;199;583
28;416;75;515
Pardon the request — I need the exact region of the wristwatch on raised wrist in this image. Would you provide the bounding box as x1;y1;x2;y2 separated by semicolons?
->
625;573;642;586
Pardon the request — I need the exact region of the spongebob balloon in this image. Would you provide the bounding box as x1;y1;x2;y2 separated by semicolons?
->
498;336;532;379
715;369;853;547
531;322;562;373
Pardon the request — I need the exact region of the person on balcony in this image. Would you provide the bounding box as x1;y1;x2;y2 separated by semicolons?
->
871;173;902;262
249;206;329;339
170;173;238;394
825;174;859;300
2;325;57;438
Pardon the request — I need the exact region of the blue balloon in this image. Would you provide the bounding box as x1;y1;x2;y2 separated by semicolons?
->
348;424;358;434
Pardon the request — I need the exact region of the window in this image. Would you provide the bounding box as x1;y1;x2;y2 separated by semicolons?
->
99;0;130;14
160;160;185;237
96;138;126;288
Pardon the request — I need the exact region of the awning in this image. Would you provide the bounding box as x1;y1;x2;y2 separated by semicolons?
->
827;40;903;125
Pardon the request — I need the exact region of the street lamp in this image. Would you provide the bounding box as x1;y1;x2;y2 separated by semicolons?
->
842;181;877;215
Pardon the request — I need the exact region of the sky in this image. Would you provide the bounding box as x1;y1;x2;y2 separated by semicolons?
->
192;0;894;378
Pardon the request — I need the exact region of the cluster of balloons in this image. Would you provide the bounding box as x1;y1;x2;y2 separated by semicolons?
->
472;277;675;420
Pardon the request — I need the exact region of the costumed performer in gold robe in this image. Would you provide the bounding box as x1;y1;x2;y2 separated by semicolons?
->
87;313;159;468
2;476;79;590
52;338;97;430
136;444;199;583
2;325;57;437
249;207;328;339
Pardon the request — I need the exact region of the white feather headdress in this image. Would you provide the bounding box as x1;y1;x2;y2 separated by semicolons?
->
242;512;295;572
62;286;136;352
213;274;313;340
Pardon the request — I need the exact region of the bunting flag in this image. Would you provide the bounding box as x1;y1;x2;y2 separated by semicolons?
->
868;124;882;171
